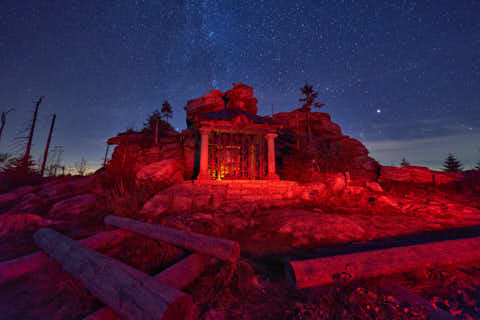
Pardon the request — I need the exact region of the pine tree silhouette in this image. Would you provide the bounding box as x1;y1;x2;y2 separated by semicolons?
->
299;83;325;110
442;153;463;173
401;158;410;166
144;110;162;131
161;100;173;124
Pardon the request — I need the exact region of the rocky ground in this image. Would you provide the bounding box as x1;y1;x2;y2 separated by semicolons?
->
1;101;480;318
0;167;479;319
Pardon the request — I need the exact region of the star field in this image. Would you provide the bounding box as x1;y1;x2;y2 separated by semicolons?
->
0;0;479;170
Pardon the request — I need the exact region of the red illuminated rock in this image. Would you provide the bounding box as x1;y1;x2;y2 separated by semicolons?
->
379;166;460;184
185;83;259;125
272;109;379;181
0;192;20;211
135;159;184;186
0;214;55;237
0;185;35;211
7;193;47;215
365;181;383;193
47;193;97;220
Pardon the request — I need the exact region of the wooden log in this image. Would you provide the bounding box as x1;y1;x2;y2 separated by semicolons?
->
105;215;240;262
33;228;194;320
84;253;216;320
286;236;480;289
0;229;131;285
376;280;454;320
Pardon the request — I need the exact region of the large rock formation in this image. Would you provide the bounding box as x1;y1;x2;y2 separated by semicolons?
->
185;83;259;126
106;130;185;184
379;166;460;185
271;109;380;181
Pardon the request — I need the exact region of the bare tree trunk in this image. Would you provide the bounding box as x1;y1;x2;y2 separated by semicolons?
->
33;228;195;320
0;230;132;286
155;118;159;145
306;108;311;144
24;97;43;163
40;114;56;176
286;236;480;289
0;112;5;144
105;215;240;262
295;112;300;150
84;253;215;320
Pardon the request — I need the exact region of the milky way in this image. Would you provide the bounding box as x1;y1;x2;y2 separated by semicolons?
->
0;0;479;170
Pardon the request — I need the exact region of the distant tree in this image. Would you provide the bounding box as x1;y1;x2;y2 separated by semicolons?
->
401;158;410;166
0;155;42;192
299;83;325;110
74;157;88;176
442;153;463;173
143;109;173;139
45;146;64;176
144;110;162;131
0;152;10;163
299;83;325;144
475;160;480;170
0;152;11;170
161;100;173;124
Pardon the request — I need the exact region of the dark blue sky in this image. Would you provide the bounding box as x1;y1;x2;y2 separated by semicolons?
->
1;0;479;170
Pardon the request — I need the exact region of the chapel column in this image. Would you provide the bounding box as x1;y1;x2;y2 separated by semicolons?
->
265;133;279;180
197;127;211;180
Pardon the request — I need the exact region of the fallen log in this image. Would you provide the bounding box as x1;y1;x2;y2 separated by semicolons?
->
105;215;240;262
0;229;131;285
286;236;480;289
84;253;216;320
33;228;195;320
376;280;454;320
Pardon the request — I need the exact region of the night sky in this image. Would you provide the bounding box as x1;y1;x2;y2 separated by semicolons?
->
1;0;479;171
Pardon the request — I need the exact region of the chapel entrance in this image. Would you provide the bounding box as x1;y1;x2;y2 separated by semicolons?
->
208;131;267;180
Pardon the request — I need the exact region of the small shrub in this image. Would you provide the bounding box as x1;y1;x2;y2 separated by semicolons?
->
0;156;42;193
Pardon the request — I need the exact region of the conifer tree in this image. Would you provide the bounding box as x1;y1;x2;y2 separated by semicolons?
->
161;100;173;124
299;83;324;110
299;83;325;144
144;109;162;131
442;153;463;173
401;158;410;166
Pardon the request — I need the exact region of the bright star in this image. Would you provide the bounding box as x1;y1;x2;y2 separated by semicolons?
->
376;109;381;114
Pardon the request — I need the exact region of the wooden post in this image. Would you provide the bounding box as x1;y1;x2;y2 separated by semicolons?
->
286;236;480;289
84;253;216;320
0;230;132;286
33;228;194;320
105;215;240;262
0;112;5;143
40;114;56;176
24;96;43;163
0;108;13;144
